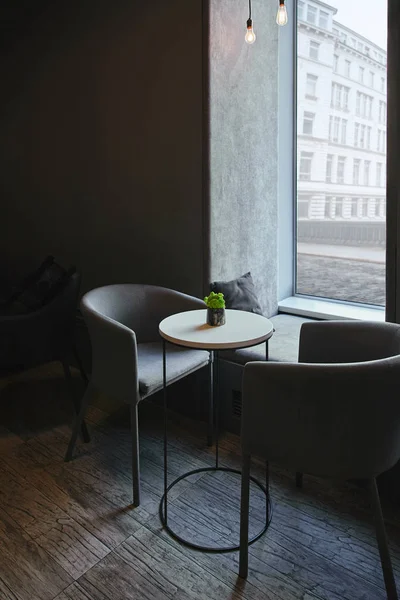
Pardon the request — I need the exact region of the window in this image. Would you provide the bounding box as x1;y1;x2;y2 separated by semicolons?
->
364;160;370;186
353;159;360;185
331;83;350;110
310;41;320;60
356;91;373;118
376;162;383;187
295;1;387;309
307;5;317;24
369;71;374;88
354;123;360;147
319;10;329;29
299;152;313;181
306;74;318;98
326;154;334;182
334;198;343;217
379;100;387;124
303;111;315;135
337;156;346;183
341;119;347;144
333;54;339;72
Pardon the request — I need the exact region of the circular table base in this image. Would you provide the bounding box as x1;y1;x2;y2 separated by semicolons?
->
159;466;272;553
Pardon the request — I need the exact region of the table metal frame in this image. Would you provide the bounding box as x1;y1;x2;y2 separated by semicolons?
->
159;337;272;553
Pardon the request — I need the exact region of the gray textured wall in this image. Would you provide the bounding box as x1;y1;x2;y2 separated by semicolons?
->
208;0;279;317
0;0;204;297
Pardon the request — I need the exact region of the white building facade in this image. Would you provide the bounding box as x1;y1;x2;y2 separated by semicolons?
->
297;0;387;245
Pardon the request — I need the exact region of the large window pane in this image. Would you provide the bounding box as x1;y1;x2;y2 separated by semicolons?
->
296;0;387;306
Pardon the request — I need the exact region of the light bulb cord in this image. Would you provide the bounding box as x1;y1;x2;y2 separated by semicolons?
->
248;0;252;20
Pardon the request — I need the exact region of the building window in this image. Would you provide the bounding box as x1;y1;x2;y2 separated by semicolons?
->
360;124;366;149
303;111;315;135
341;119;347;145
356;91;373;118
333;54;339;72
329;115;340;142
377;129;381;152
366;126;371;150
326;154;334;182
379;100;387;124
334;198;343;218
381;77;385;92
306;74;318;98
369;71;374;88
307;5;317;24
376;162;382;187
337;156;346;183
310;41;320;60
353;159;360;185
319;10;329;29
299;152;313;181
298;0;305;20
364;160;370;186
361;199;369;217
345;60;351;78
324;197;333;218
359;66;364;84
351;199;358;217
354;123;360;147
375;200;381;217
298;198;309;218
331;83;350;110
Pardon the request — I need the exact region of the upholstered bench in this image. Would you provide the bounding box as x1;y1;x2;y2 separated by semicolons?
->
218;313;315;432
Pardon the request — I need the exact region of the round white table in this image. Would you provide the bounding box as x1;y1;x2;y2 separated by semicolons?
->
159;308;274;552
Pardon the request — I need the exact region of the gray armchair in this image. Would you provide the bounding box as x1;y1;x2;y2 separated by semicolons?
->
239;320;400;600
65;284;209;507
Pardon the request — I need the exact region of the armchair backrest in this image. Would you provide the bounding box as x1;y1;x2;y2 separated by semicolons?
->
299;320;400;364
242;356;400;480
81;284;205;403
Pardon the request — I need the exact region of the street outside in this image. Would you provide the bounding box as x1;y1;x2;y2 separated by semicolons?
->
296;244;385;306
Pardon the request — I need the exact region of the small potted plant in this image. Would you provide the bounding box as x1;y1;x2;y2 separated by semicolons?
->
204;291;226;326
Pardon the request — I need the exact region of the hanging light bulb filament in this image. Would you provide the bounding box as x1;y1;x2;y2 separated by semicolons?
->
276;0;288;26
245;0;256;44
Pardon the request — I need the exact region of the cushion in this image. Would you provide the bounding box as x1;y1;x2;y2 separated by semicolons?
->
137;342;209;398
210;272;263;315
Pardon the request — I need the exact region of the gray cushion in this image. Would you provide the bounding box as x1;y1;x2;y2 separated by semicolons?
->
137;342;209;398
221;314;314;365
210;272;262;315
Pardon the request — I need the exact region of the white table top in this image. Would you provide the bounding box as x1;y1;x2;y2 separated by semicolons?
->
159;309;274;350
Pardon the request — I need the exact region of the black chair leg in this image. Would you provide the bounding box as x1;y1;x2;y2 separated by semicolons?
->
131;402;141;507
72;344;88;385
239;453;251;578
370;477;398;600
64;382;96;461
62;361;90;444
296;472;303;488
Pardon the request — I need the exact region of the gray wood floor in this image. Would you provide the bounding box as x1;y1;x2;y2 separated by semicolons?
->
1;365;400;600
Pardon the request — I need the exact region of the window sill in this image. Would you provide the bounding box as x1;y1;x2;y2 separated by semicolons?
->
278;296;385;322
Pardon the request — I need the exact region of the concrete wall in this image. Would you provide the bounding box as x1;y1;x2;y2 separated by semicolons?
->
0;0;204;297
208;0;279;317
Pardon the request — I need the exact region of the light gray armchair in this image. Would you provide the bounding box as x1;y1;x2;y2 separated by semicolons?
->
64;284;209;506
239;320;400;600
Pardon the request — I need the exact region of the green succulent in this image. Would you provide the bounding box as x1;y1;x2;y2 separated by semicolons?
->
204;291;225;309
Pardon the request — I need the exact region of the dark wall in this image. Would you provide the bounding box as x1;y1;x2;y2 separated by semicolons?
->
0;0;205;296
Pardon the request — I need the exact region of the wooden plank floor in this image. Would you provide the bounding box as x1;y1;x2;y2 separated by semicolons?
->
1;366;400;599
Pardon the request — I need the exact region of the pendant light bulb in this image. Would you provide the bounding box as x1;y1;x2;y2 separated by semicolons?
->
276;1;288;26
245;18;256;44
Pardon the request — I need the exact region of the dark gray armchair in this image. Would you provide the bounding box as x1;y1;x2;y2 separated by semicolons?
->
239;320;400;600
65;284;209;507
0;271;90;442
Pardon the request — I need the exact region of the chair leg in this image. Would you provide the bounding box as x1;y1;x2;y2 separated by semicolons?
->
239;453;251;579
64;382;96;461
296;472;303;488
72;344;89;385
62;361;90;443
131;402;141;507
370;477;398;600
